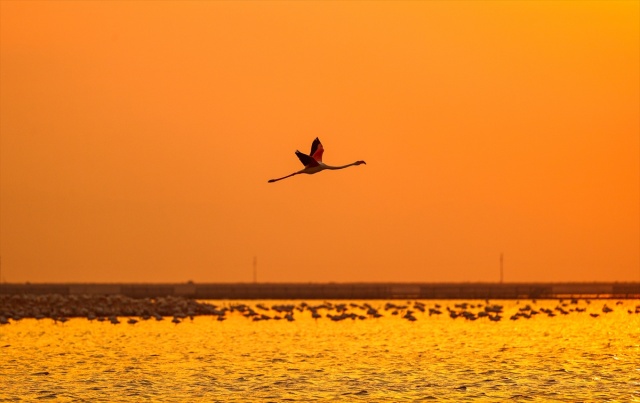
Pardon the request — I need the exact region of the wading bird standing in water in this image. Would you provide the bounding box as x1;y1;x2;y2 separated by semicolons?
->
268;138;366;183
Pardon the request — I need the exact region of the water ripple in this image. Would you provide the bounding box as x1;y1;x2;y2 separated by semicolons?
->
1;299;639;401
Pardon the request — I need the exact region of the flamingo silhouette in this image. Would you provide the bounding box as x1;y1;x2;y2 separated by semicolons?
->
268;138;366;183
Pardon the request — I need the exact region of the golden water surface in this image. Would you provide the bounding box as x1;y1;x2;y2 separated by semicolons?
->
1;300;639;402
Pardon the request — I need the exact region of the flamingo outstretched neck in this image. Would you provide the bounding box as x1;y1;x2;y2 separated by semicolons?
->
268;138;366;183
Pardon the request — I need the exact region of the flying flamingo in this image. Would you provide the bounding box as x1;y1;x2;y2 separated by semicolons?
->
268;138;366;183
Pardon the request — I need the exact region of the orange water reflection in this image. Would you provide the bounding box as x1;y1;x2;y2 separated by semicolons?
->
1;299;639;401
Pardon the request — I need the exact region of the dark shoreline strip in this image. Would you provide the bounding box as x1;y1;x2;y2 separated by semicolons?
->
0;282;639;300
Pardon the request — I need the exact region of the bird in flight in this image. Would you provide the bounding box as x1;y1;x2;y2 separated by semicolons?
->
268;138;366;183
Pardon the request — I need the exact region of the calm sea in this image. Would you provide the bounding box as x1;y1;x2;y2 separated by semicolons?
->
1;299;639;402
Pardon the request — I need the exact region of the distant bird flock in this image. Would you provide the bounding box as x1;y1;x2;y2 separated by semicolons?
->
1;294;638;326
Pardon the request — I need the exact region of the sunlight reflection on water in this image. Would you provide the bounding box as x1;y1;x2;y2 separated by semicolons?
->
1;300;639;402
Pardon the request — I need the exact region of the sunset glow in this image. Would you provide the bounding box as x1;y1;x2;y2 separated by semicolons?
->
1;1;638;283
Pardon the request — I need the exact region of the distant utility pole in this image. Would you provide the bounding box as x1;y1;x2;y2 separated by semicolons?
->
500;253;504;284
253;256;257;284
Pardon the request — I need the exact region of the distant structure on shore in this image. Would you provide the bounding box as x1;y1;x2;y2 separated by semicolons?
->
1;282;638;300
253;256;257;284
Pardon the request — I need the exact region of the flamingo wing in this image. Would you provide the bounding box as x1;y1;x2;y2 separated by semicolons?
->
310;137;324;162
295;151;319;167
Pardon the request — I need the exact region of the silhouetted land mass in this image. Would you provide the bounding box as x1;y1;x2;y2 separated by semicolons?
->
1;282;638;300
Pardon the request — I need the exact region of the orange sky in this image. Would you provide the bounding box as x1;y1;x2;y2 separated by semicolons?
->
1;1;638;283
